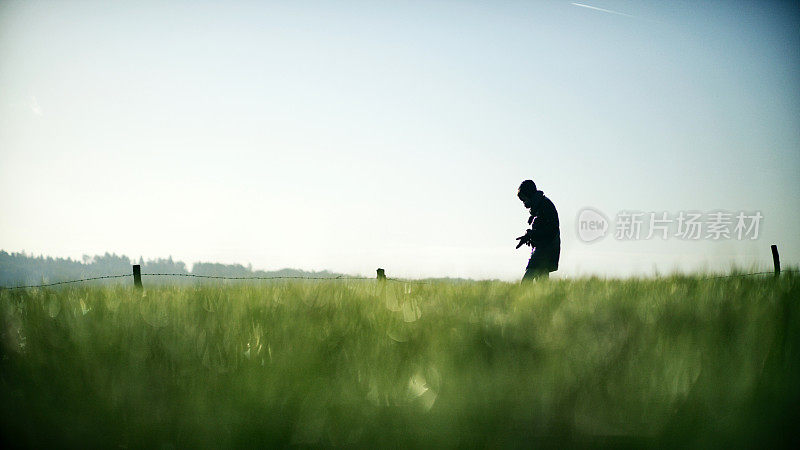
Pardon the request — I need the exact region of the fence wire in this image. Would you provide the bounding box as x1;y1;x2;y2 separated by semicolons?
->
0;270;795;290
140;273;374;281
0;274;132;290
0;272;416;290
706;271;793;279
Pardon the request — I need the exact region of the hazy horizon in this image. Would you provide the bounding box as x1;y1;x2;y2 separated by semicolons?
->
2;0;798;281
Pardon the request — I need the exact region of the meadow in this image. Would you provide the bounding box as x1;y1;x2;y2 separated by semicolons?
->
1;275;798;448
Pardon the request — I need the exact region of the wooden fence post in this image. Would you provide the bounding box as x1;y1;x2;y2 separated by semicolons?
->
133;265;143;288
771;245;781;277
376;268;386;281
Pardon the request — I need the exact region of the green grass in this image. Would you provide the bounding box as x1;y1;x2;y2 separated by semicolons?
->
1;276;798;448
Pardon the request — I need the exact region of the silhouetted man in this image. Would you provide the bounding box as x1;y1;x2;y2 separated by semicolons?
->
516;180;560;281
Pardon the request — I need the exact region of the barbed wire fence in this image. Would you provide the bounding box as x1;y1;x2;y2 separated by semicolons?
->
0;274;133;290
0;270;430;291
706;270;797;280
0;269;794;291
0;244;791;290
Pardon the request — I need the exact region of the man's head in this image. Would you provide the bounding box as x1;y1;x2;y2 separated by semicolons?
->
518;179;537;208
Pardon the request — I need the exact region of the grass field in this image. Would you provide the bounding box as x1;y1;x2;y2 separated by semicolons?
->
1;276;798;448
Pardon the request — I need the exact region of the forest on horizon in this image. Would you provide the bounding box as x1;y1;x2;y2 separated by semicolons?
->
0;251;342;287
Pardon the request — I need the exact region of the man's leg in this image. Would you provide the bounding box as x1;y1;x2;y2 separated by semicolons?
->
522;258;549;282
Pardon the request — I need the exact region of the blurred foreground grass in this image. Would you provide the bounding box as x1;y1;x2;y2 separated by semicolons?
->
1;275;798;448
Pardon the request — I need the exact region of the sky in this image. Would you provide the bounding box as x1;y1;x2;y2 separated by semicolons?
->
1;0;798;280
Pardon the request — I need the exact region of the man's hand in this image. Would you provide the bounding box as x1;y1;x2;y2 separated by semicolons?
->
515;232;531;249
516;228;540;249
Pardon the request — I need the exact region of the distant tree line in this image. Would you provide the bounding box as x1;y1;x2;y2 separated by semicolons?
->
0;251;342;287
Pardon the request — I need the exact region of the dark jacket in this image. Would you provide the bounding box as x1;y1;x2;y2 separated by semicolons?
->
526;190;560;272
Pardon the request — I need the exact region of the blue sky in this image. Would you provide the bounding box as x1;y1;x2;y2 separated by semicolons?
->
1;0;798;279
